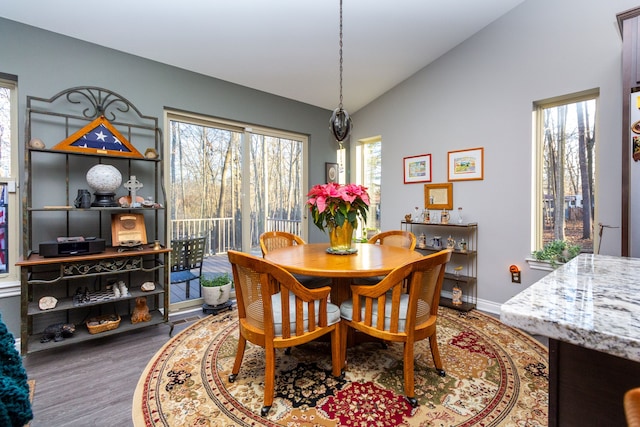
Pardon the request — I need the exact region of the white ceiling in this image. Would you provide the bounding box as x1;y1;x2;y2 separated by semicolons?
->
1;0;524;113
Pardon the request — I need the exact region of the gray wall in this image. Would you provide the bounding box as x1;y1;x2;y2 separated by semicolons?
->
0;0;637;331
0;17;337;335
351;0;637;310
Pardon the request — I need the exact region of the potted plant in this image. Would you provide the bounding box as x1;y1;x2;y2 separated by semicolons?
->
200;273;233;306
306;183;370;252
530;240;582;269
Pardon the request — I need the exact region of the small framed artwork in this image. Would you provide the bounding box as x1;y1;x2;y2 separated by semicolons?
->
448;147;484;181
403;154;432;184
424;183;453;210
326;162;339;183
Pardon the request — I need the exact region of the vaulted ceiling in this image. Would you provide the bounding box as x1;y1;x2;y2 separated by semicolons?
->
1;0;525;112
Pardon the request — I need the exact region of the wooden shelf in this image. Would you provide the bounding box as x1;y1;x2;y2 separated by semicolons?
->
403;221;478;312
25;311;170;354
27;285;165;316
17;246;170;267
439;297;475;312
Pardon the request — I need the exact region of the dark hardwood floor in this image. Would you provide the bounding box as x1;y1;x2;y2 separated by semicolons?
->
22;311;207;427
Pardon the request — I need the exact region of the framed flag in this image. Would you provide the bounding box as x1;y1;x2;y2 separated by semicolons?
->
52;115;144;158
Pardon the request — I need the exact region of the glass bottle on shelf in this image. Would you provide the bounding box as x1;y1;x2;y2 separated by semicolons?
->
413;206;421;222
457;207;463;224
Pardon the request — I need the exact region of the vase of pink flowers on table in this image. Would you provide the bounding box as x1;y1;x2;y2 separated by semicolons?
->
306;183;370;253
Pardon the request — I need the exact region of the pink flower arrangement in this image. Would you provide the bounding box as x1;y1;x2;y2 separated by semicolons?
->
306;183;370;232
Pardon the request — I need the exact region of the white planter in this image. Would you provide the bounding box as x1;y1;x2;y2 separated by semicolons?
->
525;257;563;272
202;282;232;306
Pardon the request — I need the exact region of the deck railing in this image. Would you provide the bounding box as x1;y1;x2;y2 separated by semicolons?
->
171;217;302;256
172;218;236;256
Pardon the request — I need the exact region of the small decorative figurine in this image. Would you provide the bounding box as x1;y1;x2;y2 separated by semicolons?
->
131;297;152;323
118;280;129;297
404;214;413;223
447;235;455;249
452;285;463;305
418;233;426;249
40;323;75;343
458;238;467;252
431;236;442;249
123;175;144;208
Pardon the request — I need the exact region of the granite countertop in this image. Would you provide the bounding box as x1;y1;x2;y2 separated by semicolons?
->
500;254;640;362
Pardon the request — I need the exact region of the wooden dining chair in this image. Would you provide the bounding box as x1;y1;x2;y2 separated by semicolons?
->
259;231;305;255
339;249;451;407
227;250;343;416
353;229;417;286
368;229;417;250
170;236;207;299
259;231;331;289
625;387;640;427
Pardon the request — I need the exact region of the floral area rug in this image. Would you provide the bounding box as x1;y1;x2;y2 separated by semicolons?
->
133;307;548;426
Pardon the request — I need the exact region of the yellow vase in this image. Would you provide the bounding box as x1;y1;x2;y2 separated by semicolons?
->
328;222;354;252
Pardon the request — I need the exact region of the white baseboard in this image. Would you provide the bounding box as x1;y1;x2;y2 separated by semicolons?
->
0;280;20;298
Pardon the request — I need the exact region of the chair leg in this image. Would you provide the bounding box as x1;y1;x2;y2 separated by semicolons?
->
228;335;247;382
330;325;342;377
403;342;417;407
429;333;446;377
262;346;276;416
339;321;349;373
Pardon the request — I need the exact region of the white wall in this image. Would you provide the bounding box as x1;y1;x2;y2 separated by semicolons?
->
351;0;638;309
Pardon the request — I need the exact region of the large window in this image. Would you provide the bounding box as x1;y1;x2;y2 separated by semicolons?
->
167;111;307;305
355;136;381;238
534;91;597;254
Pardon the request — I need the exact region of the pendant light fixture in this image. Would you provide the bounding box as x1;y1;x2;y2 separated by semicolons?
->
329;0;352;146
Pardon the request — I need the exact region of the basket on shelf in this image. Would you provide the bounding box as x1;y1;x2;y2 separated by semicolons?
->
86;314;121;334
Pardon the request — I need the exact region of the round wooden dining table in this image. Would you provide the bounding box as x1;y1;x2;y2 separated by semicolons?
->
264;242;423;305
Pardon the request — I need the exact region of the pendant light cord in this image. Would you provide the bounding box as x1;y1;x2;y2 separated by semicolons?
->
338;0;344;111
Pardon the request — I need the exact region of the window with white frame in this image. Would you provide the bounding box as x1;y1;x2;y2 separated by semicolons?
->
533;90;597;255
0;75;18;281
355;136;381;238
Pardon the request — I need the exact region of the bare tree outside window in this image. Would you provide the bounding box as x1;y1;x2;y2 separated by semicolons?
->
169;117;305;260
540;97;596;253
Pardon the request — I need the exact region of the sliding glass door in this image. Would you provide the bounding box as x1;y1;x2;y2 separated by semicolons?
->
167;112;307;308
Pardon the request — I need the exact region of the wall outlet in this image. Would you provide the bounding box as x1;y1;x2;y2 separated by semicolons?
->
509;265;521;283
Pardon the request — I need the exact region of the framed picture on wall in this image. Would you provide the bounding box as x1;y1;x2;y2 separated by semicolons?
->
448;147;484;181
424;183;453;210
326;162;339;183
403;154;432;184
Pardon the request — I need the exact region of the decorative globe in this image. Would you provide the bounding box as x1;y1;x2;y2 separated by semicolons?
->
86;164;122;207
86;164;122;194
